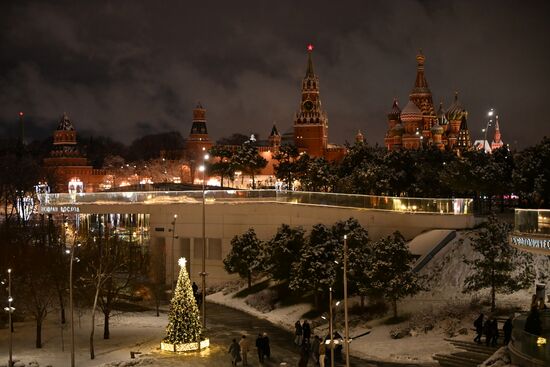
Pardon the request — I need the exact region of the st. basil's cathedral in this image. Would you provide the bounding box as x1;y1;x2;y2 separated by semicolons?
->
384;51;504;153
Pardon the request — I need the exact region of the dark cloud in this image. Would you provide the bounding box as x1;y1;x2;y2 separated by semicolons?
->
1;0;549;148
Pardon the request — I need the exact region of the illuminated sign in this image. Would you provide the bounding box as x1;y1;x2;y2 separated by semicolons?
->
40;205;80;214
509;234;550;251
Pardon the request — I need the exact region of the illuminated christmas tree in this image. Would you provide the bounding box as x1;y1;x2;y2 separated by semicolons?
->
163;258;202;345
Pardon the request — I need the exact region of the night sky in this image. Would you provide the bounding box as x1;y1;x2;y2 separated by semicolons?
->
1;0;549;148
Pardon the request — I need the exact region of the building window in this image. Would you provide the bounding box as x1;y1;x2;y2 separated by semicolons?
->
193;238;204;259
208;238;222;260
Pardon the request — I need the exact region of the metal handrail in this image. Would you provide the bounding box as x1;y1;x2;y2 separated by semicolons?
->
37;190;474;215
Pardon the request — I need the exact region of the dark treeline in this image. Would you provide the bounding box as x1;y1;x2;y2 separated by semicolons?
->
271;137;550;210
2;129;549;209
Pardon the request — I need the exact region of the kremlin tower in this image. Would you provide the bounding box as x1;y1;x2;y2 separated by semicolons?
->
491;115;504;150
268;123;281;150
185;103;213;183
186;102;213;156
43;113;104;192
293;44;329;158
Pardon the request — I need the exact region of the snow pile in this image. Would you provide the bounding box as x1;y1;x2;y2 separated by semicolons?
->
100;357;155;367
479;347;517;367
419;229;550;308
0;361;49;367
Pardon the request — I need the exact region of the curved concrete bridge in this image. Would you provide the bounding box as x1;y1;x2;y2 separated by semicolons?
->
38;190;476;285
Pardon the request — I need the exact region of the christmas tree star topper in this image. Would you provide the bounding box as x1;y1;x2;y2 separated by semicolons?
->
178;257;187;268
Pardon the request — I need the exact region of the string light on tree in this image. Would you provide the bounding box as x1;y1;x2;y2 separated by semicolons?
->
161;257;209;352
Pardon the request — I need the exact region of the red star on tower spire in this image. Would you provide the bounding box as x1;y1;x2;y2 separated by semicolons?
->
307;44;314;52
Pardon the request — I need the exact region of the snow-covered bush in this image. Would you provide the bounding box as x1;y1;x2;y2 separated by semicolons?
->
408;310;436;334
479;347;512;367
245;288;278;313
389;327;410;339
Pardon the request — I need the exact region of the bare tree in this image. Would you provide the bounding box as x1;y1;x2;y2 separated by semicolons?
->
16;226;57;348
80;232;146;347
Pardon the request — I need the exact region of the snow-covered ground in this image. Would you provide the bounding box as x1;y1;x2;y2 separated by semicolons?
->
0;310;167;367
207;229;550;364
208;287;459;364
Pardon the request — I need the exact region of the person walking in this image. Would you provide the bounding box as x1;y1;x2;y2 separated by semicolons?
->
484;318;493;347
195;282;199;305
295;320;303;346
298;340;311;367
303;320;311;344
311;335;320;365
319;338;326;367
473;313;484;344
228;338;241;366
239;335;250;366
491;318;499;347
255;333;264;364
263;332;271;360
503;316;513;345
530;294;538;310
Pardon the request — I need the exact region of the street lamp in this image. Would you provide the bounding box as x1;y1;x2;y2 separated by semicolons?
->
328;286;335;367
68;240;81;367
4;268;15;367
343;234;350;367
170;214;178;293
198;152;209;328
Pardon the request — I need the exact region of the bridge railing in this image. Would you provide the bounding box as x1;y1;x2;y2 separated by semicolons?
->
38;190;473;215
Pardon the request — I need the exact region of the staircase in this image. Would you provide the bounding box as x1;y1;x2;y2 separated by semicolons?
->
433;339;499;367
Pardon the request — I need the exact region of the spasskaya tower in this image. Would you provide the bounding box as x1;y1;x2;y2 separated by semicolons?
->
293;44;328;157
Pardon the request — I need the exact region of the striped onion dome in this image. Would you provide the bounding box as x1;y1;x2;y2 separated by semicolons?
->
400;100;422;122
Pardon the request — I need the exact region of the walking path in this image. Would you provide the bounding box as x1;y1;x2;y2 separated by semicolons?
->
149;301;376;366
148;302;437;367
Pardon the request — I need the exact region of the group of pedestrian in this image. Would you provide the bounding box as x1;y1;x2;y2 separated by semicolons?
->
295;319;342;367
294;319;311;346
228;333;270;366
473;313;513;347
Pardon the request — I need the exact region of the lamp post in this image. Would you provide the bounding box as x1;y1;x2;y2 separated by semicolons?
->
67;240;81;367
329;287;334;367
170;214;178;293
198;152;209;328
5;268;14;367
343;235;350;367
